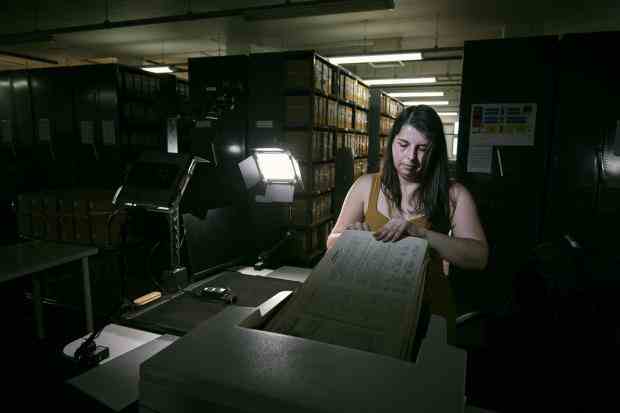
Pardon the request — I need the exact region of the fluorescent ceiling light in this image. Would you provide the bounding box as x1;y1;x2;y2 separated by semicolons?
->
142;65;173;74
403;100;450;106
388;91;444;98
437;112;458;116
244;0;397;21
365;77;436;86
454;121;460;135
328;52;422;65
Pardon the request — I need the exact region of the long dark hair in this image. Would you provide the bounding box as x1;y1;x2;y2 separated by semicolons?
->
380;105;453;234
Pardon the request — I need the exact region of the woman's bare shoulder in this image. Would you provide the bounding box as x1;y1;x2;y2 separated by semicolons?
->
352;173;376;195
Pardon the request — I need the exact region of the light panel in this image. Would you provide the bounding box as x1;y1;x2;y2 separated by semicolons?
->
328;52;422;65
388;91;444;98
364;77;436;86
403;100;450;106
142;65;173;74
255;151;296;182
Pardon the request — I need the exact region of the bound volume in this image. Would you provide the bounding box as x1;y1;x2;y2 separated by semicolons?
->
266;230;429;360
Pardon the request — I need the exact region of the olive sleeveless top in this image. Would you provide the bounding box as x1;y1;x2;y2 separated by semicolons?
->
364;173;456;342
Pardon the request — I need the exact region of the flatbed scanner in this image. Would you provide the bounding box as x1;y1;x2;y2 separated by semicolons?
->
139;291;467;413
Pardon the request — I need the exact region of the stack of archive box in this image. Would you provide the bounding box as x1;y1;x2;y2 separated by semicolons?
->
368;89;404;173
282;52;370;264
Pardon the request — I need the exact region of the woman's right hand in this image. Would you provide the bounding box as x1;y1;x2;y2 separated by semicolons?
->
345;222;371;231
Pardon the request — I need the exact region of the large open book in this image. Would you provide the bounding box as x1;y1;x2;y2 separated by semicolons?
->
266;230;430;360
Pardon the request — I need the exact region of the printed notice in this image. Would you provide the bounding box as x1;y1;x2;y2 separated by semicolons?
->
469;103;537;146
466;145;493;174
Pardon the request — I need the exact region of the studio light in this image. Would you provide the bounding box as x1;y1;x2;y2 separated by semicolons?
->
239;148;303;203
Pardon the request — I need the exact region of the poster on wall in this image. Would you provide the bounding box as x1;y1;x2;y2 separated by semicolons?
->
469;103;537;146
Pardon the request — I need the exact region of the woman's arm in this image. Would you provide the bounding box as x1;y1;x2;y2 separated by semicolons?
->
326;175;371;249
421;184;488;270
373;184;488;270
422;230;488;270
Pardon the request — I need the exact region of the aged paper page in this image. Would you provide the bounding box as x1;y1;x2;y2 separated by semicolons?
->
266;230;429;360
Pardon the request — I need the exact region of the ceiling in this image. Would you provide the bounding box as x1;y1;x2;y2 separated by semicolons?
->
0;0;618;112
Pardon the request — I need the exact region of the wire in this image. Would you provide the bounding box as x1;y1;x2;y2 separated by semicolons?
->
106;208;123;248
146;241;163;290
118;211;131;303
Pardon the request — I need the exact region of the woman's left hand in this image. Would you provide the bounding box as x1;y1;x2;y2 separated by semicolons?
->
373;218;427;242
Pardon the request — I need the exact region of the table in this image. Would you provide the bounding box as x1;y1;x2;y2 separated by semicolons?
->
64;324;177;412
64;266;311;411
63;324;162;364
0;240;98;338
64;266;470;412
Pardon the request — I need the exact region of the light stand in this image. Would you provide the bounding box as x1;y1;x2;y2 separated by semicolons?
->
238;148;303;270
113;151;209;292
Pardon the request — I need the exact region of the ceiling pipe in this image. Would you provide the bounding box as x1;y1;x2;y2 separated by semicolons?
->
0;50;58;65
0;10;243;41
0;1;395;42
420;55;462;62
325;46;463;58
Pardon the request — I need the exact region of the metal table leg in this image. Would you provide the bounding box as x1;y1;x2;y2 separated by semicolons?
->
82;257;93;332
32;277;44;339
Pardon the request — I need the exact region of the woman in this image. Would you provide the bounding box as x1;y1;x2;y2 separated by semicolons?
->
327;105;488;338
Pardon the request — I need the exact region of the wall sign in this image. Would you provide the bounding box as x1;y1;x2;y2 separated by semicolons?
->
469;103;537;146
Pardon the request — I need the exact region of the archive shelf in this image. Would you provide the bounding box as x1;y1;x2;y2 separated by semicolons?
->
281;51;369;262
368;89;404;173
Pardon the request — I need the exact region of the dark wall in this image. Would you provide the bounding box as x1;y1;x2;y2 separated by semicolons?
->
546;31;620;251
0;64;184;248
456;33;620;412
188;55;248;163
247;52;287;149
186;54;308;269
456;36;558;310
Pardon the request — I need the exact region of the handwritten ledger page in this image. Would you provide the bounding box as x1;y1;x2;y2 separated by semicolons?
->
266;230;429;360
